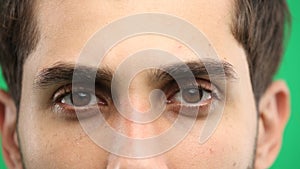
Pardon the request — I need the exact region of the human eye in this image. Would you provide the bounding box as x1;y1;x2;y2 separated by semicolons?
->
165;79;220;117
52;84;110;119
60;90;101;107
172;86;212;107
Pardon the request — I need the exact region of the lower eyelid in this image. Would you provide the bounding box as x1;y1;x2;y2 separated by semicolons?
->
52;102;104;120
166;102;211;118
182;98;212;107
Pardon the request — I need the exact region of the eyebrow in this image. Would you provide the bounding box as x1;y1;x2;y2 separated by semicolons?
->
34;62;114;88
150;59;238;82
34;60;237;89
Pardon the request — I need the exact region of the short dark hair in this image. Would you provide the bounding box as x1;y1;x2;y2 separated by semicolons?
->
231;0;291;102
0;0;291;108
0;0;39;108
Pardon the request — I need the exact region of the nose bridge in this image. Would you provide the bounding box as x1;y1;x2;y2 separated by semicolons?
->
127;74;153;113
106;154;170;169
113;74;163;137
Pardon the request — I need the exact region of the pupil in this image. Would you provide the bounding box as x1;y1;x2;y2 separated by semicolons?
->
71;92;91;107
182;88;203;103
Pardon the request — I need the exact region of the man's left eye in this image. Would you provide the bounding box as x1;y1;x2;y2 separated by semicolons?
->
61;91;99;107
171;87;212;106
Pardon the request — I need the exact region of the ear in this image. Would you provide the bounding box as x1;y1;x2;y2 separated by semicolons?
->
255;81;290;169
0;90;23;169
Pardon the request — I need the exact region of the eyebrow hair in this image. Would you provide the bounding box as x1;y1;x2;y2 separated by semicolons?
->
149;59;238;82
34;59;237;89
34;62;114;88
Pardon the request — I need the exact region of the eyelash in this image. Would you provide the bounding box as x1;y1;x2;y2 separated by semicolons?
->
51;80;220;120
163;79;219;116
52;84;110;119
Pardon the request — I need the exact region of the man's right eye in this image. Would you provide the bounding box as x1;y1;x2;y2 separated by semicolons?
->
51;85;110;119
61;91;100;107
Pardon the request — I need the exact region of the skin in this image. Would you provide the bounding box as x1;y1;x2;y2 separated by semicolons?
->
0;0;290;169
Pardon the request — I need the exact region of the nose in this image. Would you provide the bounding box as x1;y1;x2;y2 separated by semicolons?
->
106;155;170;169
110;94;174;139
104;76;174;168
103;90;172;169
112;80;172;138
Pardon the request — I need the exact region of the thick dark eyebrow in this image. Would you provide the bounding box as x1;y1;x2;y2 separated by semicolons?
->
34;62;114;89
149;59;238;83
34;60;237;89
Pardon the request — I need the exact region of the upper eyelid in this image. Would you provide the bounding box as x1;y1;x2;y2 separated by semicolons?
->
51;80;214;106
164;77;213;89
164;78;214;99
52;84;72;102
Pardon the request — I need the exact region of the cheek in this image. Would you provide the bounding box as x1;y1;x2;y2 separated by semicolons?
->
166;108;257;169
17;109;108;169
213;104;257;168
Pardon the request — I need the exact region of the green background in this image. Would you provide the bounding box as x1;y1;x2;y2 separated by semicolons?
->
0;0;299;168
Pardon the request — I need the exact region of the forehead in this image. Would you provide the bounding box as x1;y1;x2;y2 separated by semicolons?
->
26;0;248;77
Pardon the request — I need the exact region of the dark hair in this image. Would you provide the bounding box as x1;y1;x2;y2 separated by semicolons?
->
0;0;39;108
231;0;291;102
0;0;291;108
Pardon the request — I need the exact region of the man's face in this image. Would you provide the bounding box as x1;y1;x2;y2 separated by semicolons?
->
18;0;257;168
